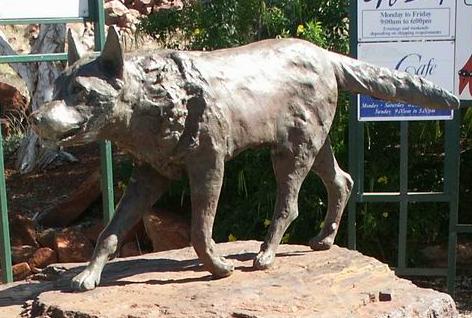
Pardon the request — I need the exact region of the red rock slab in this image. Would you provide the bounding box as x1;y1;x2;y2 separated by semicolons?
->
54;229;94;263
39;169;101;227
13;241;457;318
10;214;38;247
143;207;191;252
12;245;36;264
120;241;142;258
12;262;31;281
28;247;58;270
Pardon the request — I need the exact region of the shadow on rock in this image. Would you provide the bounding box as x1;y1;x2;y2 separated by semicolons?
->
0;257;201;306
0;248;310;307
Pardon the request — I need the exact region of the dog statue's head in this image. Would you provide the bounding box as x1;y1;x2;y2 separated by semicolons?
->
31;27;124;146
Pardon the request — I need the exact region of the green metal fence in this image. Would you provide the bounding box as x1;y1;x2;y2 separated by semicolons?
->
347;106;466;296
348;0;472;297
0;0;115;283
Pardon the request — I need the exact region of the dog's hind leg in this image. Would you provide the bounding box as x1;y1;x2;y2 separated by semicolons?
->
71;163;169;291
309;138;353;250
187;152;235;278
254;144;316;270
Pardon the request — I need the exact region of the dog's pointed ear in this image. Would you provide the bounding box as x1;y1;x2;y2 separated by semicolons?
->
67;29;84;65
100;26;124;78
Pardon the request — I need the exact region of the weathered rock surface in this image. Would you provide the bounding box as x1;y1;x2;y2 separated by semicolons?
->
0;64;30;138
143;207;191;252
0;241;457;318
120;241;142;258
421;242;472;268
11;245;36;264
54;228;94;263
10;214;38;247
28;247;58;270
38;169;101;227
12;262;31;281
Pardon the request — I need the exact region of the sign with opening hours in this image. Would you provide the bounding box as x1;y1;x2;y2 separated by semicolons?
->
358;0;456;42
358;41;455;121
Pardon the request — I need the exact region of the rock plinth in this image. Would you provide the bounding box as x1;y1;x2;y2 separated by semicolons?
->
0;241;457;318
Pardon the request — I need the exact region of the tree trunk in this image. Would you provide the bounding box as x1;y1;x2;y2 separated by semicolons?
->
0;24;68;173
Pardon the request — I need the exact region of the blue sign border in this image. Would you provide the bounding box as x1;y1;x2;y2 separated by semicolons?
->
358;95;453;121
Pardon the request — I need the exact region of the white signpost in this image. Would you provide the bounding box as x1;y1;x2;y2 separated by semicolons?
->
0;0;89;19
351;0;469;297
358;0;456;42
358;41;455;121
356;0;471;121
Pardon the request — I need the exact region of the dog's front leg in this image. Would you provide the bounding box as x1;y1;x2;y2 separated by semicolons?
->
71;163;169;291
187;152;234;278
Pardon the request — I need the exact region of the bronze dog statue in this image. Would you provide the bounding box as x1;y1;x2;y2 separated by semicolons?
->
31;27;459;291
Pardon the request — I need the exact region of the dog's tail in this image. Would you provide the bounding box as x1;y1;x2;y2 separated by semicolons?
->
328;51;460;110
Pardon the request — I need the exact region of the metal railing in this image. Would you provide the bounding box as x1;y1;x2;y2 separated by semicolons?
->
0;0;115;283
348;0;471;297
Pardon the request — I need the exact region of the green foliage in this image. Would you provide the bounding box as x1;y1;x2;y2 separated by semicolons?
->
138;8;181;43
2;133;24;159
0;106;29;159
296;21;327;47
139;0;262;49
261;5;289;37
464;107;472;135
139;0;349;50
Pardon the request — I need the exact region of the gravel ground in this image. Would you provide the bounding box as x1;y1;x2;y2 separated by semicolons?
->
413;276;471;318
457;282;472;318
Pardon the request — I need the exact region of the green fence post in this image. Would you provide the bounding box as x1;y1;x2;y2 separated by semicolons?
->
398;122;409;270
100;141;114;225
445;110;460;296
94;0;115;225
348;105;358;250
347;0;358;250
0;127;12;283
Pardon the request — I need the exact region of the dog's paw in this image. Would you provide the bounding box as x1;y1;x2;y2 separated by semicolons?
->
309;235;334;251
210;257;234;278
253;250;275;270
71;268;101;291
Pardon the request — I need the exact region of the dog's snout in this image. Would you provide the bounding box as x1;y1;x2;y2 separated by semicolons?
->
30;100;86;142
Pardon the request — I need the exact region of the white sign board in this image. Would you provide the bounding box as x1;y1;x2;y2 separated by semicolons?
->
455;0;472;101
0;0;89;19
358;0;456;42
357;41;455;121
